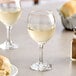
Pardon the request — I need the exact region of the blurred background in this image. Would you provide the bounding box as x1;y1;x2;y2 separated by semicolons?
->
21;0;68;7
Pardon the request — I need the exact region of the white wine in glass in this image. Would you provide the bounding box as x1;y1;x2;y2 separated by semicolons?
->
28;25;55;43
27;10;56;71
0;0;21;50
0;8;21;26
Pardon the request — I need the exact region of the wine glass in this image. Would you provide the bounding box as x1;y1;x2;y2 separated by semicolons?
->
0;0;21;50
27;10;56;71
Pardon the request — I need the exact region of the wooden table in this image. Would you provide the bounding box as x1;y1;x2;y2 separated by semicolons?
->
0;1;75;76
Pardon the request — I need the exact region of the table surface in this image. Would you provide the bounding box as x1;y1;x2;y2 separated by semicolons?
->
0;1;76;76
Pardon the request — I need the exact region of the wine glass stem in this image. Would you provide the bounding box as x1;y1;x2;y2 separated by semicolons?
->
6;26;12;43
39;44;44;63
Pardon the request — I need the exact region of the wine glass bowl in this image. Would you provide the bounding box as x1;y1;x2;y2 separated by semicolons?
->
27;10;56;71
0;0;21;50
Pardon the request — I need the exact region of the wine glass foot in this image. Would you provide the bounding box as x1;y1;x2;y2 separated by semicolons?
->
30;62;52;72
0;41;18;50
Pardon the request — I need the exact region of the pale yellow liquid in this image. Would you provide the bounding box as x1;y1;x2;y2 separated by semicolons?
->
28;25;55;43
0;8;21;26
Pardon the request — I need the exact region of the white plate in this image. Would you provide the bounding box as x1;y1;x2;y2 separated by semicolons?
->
10;65;18;76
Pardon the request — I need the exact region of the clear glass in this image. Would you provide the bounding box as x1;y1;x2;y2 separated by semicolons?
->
0;0;21;50
11;65;18;76
27;10;56;71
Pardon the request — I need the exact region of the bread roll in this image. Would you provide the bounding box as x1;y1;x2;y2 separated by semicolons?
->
60;0;76;17
0;55;11;76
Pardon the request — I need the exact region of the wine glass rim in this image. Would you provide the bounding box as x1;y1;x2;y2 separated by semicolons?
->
30;10;53;16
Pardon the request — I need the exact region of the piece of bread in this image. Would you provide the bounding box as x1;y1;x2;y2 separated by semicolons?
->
60;0;76;17
0;55;11;76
